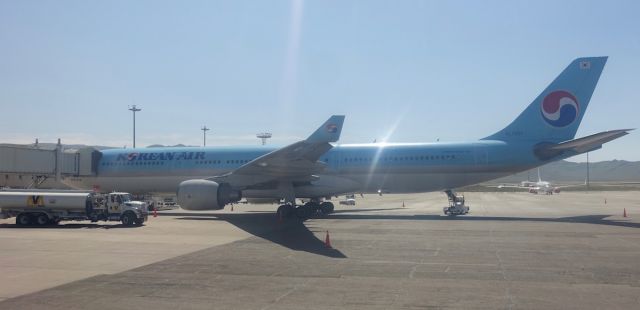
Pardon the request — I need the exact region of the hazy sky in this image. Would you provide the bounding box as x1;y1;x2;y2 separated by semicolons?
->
1;0;638;162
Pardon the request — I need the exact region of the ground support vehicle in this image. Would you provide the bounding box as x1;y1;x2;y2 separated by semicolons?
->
0;190;148;226
443;190;469;216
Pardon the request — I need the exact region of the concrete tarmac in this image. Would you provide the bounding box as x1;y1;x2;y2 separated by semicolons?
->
0;209;254;301
1;191;639;309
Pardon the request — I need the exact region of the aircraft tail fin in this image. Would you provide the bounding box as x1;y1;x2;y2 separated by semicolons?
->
483;57;607;143
306;115;345;143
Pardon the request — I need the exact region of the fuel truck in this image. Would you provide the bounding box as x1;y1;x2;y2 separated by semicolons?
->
0;190;148;226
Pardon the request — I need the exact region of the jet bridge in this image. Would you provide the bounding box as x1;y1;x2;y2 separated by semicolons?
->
0;140;101;188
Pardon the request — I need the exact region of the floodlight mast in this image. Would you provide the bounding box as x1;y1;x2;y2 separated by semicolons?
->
256;133;272;145
128;105;141;148
201;126;211;146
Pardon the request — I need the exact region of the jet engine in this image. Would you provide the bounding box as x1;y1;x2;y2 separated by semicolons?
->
177;179;241;210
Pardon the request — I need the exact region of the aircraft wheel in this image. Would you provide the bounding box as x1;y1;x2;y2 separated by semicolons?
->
277;204;296;218
277;205;288;219
285;204;295;218
295;205;311;219
304;202;320;215
320;202;334;214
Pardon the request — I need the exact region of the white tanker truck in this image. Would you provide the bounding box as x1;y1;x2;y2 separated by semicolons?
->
0;190;148;226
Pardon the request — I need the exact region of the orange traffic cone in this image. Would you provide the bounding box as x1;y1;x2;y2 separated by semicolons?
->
623;208;627;218
153;207;157;218
324;230;332;248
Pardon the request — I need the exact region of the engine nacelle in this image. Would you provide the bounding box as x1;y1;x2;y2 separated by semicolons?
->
177;179;241;210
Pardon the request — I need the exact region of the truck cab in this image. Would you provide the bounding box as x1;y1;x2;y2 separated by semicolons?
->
96;192;148;226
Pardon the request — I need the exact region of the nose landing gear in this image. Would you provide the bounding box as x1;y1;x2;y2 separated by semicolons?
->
443;190;469;216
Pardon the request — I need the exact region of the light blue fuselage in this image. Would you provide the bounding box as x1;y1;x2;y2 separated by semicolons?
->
62;140;554;197
61;57;612;199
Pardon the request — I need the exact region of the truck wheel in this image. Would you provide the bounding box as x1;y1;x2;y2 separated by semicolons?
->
35;213;49;226
16;213;31;226
121;212;135;226
134;217;145;226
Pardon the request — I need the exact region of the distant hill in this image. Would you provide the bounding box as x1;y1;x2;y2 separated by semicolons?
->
493;160;640;183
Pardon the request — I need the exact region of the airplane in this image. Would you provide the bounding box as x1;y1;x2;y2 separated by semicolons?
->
496;168;585;194
61;56;631;218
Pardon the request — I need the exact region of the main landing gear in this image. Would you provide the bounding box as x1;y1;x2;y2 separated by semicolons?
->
277;200;335;220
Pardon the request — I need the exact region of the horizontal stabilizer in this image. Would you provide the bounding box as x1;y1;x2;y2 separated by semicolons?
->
534;129;633;160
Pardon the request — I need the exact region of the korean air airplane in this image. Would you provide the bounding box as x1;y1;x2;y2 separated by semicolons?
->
62;57;631;218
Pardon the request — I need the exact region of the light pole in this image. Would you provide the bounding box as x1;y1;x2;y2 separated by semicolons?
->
128;105;141;148
201;126;210;146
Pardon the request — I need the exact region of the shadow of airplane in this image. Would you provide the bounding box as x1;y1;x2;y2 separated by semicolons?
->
160;208;404;258
167;212;347;258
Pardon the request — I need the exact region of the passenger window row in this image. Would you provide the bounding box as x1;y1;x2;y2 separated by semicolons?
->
195;160;222;165
100;155;456;167
195;159;251;165
342;154;456;162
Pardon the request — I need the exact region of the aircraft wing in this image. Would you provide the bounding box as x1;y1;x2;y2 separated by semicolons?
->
535;129;633;160
489;184;540;192
494;184;526;189
209;115;345;188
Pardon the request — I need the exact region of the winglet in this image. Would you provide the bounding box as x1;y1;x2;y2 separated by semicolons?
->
306;115;345;143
